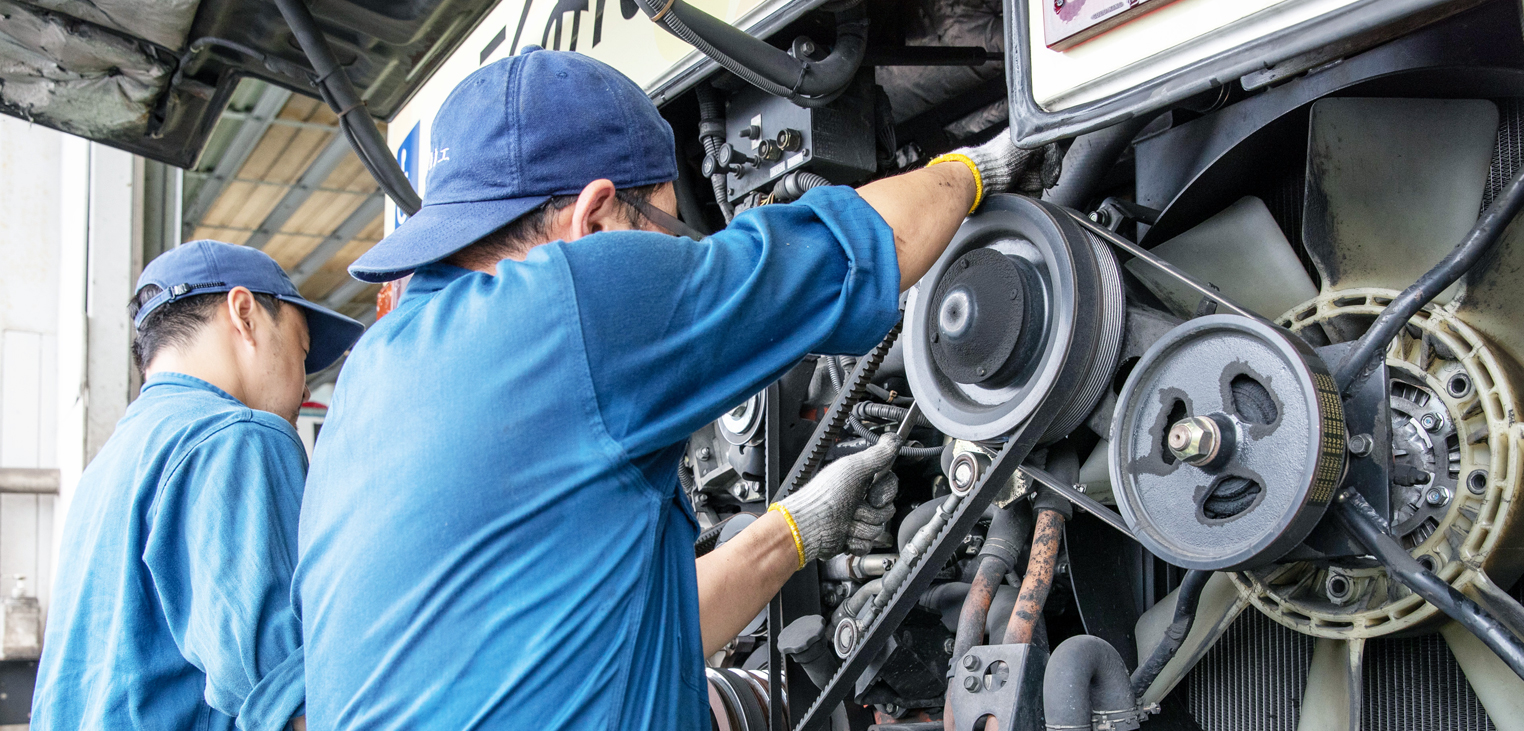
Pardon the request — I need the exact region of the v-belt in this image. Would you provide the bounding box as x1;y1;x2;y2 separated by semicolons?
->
781;328;1091;731
779;206;1236;731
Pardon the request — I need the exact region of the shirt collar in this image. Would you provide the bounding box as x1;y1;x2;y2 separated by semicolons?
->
400;263;475;302
140;373;240;403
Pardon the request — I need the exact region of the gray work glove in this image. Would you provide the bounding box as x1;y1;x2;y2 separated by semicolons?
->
941;131;1038;199
777;434;903;565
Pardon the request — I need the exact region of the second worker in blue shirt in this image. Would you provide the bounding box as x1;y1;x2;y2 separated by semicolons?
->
297;47;1036;729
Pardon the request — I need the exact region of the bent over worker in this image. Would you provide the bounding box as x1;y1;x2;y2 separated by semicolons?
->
33;242;364;731
296;48;1033;729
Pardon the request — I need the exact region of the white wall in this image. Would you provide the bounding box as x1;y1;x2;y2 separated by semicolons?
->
0;119;140;622
0;118;63;615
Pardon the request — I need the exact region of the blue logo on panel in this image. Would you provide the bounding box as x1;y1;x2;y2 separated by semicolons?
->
395;122;421;227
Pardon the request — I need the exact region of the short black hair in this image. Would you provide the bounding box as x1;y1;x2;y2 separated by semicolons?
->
128;285;284;375
445;183;663;269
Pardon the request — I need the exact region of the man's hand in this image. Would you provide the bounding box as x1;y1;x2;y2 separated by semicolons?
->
953;132;1038;198
695;434;904;654
777;433;903;563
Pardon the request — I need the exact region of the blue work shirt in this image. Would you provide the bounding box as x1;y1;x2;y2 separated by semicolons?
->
296;186;900;729
33;374;307;731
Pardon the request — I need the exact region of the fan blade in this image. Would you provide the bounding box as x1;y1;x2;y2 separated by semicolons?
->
1454;213;1524;368
1296;637;1365;731
1127;196;1318;319
1302;97;1499;299
1442;621;1524;730
1137;572;1249;705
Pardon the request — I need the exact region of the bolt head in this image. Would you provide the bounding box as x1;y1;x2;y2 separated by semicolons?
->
1168;416;1220;465
697;447;713;461
963;653;980;670
1348;433;1374;458
964;675;980;692
1426;487;1451;507
1420;413;1441;432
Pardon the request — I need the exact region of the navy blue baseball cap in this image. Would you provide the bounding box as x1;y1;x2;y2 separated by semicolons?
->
134;240;366;373
348;47;679;283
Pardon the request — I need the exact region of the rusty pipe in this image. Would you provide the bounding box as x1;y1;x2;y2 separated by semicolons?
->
1003;509;1065;645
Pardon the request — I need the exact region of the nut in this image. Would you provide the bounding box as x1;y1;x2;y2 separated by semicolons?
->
1168;416;1221;465
1347;433;1374;458
963;675;980;692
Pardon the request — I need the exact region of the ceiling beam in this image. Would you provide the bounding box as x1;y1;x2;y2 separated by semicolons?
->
182;84;293;239
245;133;355;250
288;193;383;286
322;277;372;309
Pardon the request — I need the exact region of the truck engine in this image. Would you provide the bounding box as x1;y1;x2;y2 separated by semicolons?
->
648;1;1524;729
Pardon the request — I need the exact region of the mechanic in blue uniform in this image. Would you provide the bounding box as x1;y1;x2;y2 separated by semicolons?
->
297;48;1032;729
33;242;364;731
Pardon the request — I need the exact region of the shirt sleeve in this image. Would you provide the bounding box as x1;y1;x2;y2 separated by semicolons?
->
558;185;901;459
143;418;308;731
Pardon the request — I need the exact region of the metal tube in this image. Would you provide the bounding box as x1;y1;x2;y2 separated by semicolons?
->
1021;465;1133;538
1003;509;1065;644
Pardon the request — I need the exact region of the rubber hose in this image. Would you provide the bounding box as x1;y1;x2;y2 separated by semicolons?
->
777;171;833;201
1334;492;1524;680
896;497;1002;559
826;355;846;394
1041;117;1152;211
919;582;972;617
1334;158;1524;396
897;444;946;461
1004;509;1065;644
853;402;935;428
1043;635;1138;731
694;84;735;222
1129;569;1210;697
636;0;867;105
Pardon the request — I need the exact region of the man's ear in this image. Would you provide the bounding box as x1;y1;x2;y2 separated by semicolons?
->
567;179;621;241
225;287;261;346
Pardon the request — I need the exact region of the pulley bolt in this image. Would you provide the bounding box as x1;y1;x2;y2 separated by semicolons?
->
1426;487;1451;507
1347;433;1374;458
1420;413;1442;432
963;675;980;692
1167;416;1221;466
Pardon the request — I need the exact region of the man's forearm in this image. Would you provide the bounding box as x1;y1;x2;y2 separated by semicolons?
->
856;162;977;291
696;511;799;655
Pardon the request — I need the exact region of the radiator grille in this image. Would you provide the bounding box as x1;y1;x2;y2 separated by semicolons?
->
1186;610;1313;731
1483;98;1524;211
1361;631;1493;731
1185;610;1496;731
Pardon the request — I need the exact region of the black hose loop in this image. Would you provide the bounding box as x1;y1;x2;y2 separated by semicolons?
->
1130;569;1210;697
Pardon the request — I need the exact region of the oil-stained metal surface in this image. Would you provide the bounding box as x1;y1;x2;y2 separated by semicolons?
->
0;0;171;138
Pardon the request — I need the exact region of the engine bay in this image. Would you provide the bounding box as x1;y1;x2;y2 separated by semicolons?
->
662;1;1524;729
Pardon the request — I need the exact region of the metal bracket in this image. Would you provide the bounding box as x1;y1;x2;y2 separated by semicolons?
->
947;643;1047;731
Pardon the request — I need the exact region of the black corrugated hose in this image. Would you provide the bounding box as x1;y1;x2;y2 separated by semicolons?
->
695;83;735;223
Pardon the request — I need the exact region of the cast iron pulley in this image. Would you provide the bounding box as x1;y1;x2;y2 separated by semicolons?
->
905;194;1125;442
1109;315;1347;571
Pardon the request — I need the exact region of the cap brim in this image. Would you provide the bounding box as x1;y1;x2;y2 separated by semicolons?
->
281;296;367;374
348;195;551;283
